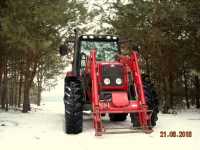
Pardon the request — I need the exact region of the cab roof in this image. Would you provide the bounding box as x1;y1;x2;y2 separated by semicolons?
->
79;35;119;42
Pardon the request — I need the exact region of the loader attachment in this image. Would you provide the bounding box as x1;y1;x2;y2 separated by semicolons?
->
89;50;153;136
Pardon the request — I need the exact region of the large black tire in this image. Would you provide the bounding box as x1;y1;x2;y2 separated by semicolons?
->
131;75;159;127
64;78;84;134
109;113;128;121
143;80;159;127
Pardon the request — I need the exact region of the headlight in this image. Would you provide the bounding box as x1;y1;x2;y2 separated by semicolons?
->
116;78;122;85
104;78;111;85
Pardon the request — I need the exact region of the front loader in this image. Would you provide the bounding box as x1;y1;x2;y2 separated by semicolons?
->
60;32;159;136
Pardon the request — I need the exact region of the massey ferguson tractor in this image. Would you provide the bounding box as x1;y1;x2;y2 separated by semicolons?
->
59;32;159;136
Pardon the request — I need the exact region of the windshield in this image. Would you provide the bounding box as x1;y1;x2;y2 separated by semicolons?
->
80;41;119;61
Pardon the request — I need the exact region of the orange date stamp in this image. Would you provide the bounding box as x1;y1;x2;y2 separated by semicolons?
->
160;131;192;138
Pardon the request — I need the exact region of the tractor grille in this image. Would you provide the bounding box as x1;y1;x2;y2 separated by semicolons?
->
102;64;124;86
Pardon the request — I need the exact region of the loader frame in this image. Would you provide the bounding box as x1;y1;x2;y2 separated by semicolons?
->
89;50;152;136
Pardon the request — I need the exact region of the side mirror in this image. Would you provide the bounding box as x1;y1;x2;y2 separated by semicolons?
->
59;44;69;56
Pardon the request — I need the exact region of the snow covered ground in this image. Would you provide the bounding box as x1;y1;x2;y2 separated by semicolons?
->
0;100;200;150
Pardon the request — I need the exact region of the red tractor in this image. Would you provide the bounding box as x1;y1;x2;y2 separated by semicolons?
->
59;32;159;136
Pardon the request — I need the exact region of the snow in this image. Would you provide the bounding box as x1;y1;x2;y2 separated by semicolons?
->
0;100;200;150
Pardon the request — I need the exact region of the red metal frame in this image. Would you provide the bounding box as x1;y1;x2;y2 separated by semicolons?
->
88;50;151;136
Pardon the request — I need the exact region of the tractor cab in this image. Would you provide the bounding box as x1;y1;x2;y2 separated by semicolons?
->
79;35;119;61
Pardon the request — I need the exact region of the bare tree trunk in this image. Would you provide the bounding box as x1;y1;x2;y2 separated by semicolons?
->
22;54;38;112
0;66;3;104
18;58;24;107
36;66;43;106
194;75;200;109
169;73;174;109
0;59;3;91
1;62;8;110
10;77;14;106
37;83;42;106
14;74;18;107
163;77;168;103
22;77;31;112
22;57;31;113
1;62;8;109
162;76;170;113
1;80;6;109
37;78;42;106
183;70;190;109
22;60;31;112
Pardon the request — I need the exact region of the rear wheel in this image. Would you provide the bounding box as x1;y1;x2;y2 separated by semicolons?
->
143;80;159;127
109;113;128;121
64;78;84;134
131;75;159;127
